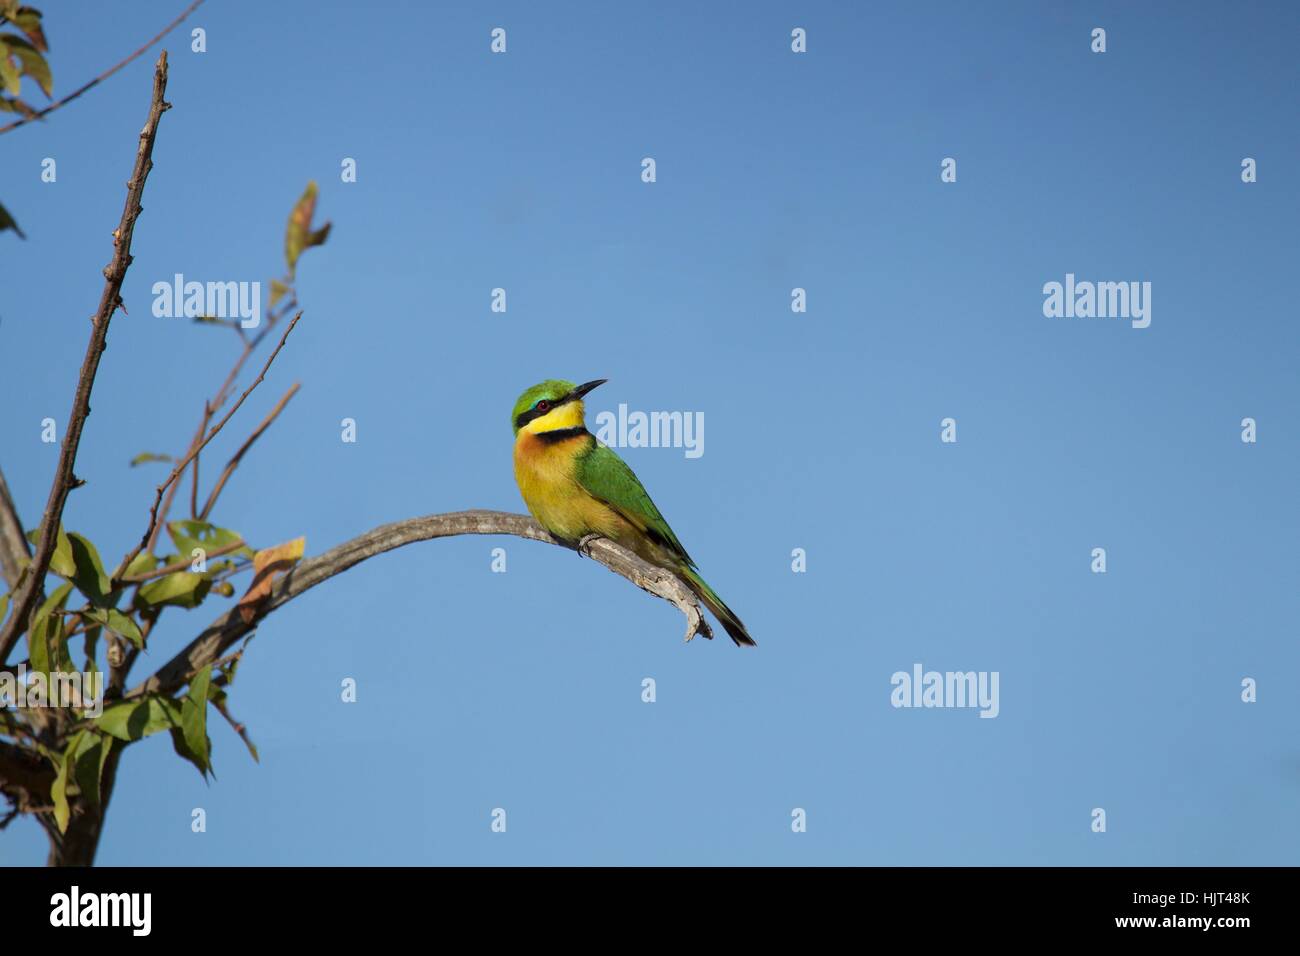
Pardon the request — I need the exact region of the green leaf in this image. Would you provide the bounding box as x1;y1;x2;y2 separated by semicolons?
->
50;527;74;576
28;582;72;679
129;451;172;467
29;616;73;684
95;701;143;741
82;625;101;672
27;607;50;675
36;581;73;620
177;665;213;777
97;731;112;788
0;199;24;238
189;664;213;707
51;739;73;833
96;695;182;741
27;523;74;576
6;7;47;52
81;607;143;648
3;33;49;97
72;731;109;806
49;609;73;674
123;551;157;579
0;39;20;96
66;532;113;607
166;520;252;563
136;571;211;610
269;279;289;309
169;726;210;779
285;181;330;276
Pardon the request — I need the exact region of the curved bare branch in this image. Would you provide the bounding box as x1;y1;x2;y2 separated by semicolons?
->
128;510;712;699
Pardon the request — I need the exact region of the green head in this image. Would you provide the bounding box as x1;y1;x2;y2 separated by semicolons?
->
511;378;607;436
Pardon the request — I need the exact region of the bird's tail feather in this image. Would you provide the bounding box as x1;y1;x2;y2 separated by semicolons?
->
680;567;756;647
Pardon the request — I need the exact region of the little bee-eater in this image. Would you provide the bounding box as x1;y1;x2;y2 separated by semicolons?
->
511;379;756;646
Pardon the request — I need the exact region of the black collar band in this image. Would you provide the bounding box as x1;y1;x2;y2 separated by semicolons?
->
532;426;590;444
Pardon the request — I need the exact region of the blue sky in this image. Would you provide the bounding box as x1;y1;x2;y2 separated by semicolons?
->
2;0;1298;864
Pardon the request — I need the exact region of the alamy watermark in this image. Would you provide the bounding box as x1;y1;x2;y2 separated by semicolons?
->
0;665;104;717
1043;273;1151;329
50;886;151;936
890;663;999;718
152;273;260;328
592;404;704;459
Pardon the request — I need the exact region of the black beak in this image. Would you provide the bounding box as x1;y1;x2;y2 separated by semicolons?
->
570;379;607;400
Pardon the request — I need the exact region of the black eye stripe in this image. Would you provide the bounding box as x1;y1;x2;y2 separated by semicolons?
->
515;391;577;429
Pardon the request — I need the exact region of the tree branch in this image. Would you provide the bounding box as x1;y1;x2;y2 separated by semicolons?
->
113;312;302;584
199;382;300;520
118;537;246;583
0;52;171;666
188;400;210;519
149;416;203;555
146;291;294;549
0;464;30;589
0;738;55;810
0;0;203;136
129;510;712;699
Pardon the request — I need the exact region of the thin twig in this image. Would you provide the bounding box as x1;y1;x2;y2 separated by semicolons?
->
113;313;302;585
0;53;171;667
0;0;204;136
215;705;257;759
199;383;300;520
207;649;244;673
188;400;211;519
143;291;296;557
118;538;246;583
148;417;203;555
205;290;291;417
129;511;715;701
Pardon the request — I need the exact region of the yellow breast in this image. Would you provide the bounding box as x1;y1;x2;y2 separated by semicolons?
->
513;432;625;543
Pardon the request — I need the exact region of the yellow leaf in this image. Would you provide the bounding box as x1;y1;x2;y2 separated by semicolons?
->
235;537;305;624
284;183;330;276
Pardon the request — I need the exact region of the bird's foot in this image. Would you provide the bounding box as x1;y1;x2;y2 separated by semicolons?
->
576;533;604;558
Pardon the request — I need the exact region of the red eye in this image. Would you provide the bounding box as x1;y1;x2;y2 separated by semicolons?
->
536;400;550;412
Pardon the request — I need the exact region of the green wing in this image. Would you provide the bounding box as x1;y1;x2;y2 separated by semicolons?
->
575;442;694;567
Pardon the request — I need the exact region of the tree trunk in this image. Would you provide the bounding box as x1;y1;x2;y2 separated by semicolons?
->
44;747;121;866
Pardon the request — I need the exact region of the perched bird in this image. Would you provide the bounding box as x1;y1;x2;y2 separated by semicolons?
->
511;378;756;646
